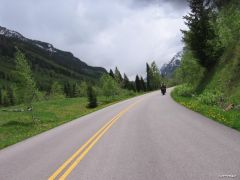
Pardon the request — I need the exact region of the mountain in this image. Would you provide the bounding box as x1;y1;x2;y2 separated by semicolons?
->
160;52;182;78
0;26;106;91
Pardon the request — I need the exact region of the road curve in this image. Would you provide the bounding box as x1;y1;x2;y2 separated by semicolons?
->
0;89;240;180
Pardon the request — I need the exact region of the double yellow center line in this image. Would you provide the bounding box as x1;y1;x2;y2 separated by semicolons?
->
48;99;141;179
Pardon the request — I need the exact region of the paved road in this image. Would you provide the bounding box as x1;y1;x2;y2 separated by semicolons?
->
0;89;240;180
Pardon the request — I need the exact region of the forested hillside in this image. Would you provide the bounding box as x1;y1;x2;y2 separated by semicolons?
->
0;25;165;109
0;26;106;92
171;0;240;131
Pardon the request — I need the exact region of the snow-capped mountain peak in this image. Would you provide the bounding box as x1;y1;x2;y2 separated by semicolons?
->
0;26;26;41
160;51;182;77
0;26;57;53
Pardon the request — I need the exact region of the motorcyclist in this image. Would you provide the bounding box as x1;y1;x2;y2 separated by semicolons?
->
160;83;166;95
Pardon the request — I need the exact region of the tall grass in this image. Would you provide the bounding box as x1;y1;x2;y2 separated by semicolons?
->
0;93;142;149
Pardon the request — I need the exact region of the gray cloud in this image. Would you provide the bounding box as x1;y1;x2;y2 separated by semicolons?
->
132;0;187;9
0;0;188;79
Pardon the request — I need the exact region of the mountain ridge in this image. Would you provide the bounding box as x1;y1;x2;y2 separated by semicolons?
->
160;51;182;78
0;26;107;91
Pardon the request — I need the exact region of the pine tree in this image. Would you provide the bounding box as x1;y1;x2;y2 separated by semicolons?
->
183;0;216;69
72;83;78;98
129;82;136;92
64;82;76;98
146;63;152;91
151;61;161;90
87;86;97;108
210;0;229;9
140;77;146;92
2;90;10;107
135;75;141;92
123;73;130;90
6;86;15;106
64;82;71;97
109;69;115;79
114;67;123;84
15;49;38;109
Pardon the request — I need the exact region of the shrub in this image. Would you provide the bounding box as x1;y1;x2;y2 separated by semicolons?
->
100;74;120;99
173;50;205;85
50;82;64;99
197;90;223;106
121;89;136;97
174;84;195;97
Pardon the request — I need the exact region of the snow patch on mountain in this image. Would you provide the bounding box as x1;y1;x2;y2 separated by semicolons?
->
36;44;44;49
34;42;57;53
160;51;182;77
0;26;57;53
0;26;26;41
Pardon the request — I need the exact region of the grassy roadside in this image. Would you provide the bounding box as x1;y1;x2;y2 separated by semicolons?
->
171;88;240;132
0;93;142;149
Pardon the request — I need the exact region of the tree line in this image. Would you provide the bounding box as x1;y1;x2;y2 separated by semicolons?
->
171;0;240;89
0;48;165;108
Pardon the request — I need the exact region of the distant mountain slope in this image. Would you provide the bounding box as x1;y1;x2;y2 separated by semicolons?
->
0;26;106;90
160;52;182;78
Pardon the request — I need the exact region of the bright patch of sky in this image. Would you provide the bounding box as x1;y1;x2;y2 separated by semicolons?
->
0;0;188;78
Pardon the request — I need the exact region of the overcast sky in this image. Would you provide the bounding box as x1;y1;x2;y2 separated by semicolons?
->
0;0;188;78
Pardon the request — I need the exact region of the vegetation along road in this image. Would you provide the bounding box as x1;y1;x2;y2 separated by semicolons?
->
0;89;239;180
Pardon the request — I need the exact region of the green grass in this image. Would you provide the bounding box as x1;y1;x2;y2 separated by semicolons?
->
171;89;240;132
170;40;240;133
0;94;142;149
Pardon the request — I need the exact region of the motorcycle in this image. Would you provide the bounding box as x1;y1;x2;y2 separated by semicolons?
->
161;86;166;95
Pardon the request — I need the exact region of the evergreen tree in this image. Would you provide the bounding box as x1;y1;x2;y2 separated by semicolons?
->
114;67;123;84
146;63;153;91
183;0;217;69
151;61;161;90
2;90;10;107
6;86;15;106
63;82;76;98
109;69;115;79
72;83;78;98
135;75;141;92
129;82;136;92
140;77;146;92
210;0;229;9
123;73;130;90
15;49;38;109
64;82;71;97
87;86;97;108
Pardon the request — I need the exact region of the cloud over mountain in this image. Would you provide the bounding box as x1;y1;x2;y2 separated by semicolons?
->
0;0;188;78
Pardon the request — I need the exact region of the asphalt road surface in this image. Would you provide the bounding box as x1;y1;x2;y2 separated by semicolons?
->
0;89;240;180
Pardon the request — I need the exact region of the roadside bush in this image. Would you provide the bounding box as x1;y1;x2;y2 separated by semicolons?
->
78;81;88;97
100;74;120;99
174;84;195;97
121;89;136;97
197;90;223;106
229;88;240;105
50;82;64;99
174;50;205;86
